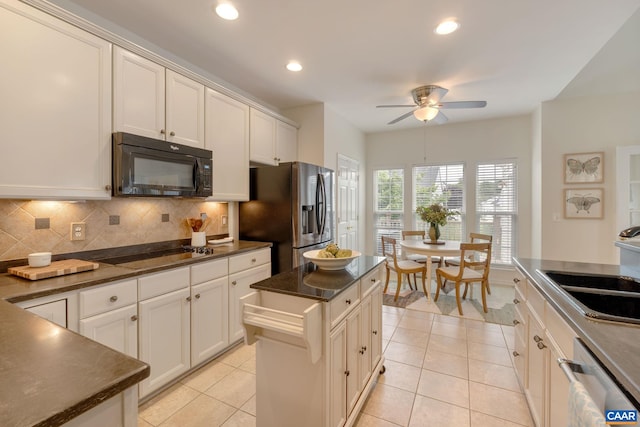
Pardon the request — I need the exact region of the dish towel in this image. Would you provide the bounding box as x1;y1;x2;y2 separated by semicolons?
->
568;380;606;427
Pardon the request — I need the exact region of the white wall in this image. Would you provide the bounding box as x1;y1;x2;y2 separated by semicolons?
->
284;103;368;253
365;115;533;258
540;92;640;264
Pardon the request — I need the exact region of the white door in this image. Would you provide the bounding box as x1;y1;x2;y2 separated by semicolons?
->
191;277;229;366
165;69;205;148
336;154;359;250
80;304;138;358
138;287;191;398
113;46;165;139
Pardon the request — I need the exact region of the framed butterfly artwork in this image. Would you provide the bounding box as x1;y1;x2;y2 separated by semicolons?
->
564;188;603;219
564;151;604;184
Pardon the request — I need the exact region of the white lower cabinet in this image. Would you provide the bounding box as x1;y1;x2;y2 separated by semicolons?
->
514;268;577;427
138;268;191;399
191;276;229;366
17;291;79;332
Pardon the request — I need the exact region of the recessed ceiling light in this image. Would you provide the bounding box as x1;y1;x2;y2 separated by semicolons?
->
435;19;459;35
215;3;238;20
286;61;302;72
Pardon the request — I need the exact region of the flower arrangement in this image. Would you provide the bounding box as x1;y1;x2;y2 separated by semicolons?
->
416;203;459;226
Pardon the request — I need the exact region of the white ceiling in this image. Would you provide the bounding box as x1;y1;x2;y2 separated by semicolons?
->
48;0;640;133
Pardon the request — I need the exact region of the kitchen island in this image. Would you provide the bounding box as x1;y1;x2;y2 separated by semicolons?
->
242;256;385;427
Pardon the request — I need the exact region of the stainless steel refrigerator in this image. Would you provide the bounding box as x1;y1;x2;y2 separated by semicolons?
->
239;162;334;275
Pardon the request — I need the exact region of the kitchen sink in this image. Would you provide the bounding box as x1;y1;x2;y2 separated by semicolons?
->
537;270;640;325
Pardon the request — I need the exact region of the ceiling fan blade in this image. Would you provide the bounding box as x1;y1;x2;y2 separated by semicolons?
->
437;100;487;109
376;104;417;108
431;111;448;124
387;109;418;125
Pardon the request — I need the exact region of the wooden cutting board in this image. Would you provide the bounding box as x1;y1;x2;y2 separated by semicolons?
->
8;259;99;281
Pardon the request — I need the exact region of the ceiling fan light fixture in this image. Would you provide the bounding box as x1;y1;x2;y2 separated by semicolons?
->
215;2;239;20
435;19;459;35
414;106;439;122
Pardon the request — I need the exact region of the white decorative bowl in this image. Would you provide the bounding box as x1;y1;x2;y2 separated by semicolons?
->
28;252;52;268
303;250;361;271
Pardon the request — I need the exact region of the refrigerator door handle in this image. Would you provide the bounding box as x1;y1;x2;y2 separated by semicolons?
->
316;173;326;237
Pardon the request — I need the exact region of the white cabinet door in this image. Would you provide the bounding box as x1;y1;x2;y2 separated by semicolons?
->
329;322;348;427
345;306;362;417
166;69;205;148
0;0;112;200
369;285;382;372
526;313;546;427
80;304;138;358
191;277;229;366
205;88;250;200
113;46;165;140
546;339;569;427
249;108;277;165
24;299;67;328
359;294;372;390
138;287;191;398
275;120;297;163
228;263;271;342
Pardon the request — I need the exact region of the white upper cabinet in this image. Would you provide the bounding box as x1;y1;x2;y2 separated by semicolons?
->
0;0;112;200
250;107;277;165
205;88;250;201
113;46;205;148
276;120;298;163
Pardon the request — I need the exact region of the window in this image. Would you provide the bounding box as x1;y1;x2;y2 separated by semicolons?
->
413;163;465;241
373;168;404;254
476;160;517;265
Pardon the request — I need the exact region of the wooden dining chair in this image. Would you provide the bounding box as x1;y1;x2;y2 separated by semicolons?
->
435;242;492;315
444;232;493;294
381;236;428;301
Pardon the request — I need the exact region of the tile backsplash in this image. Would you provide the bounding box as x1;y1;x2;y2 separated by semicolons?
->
0;199;228;261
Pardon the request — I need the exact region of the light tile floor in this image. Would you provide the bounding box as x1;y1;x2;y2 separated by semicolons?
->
138;291;533;427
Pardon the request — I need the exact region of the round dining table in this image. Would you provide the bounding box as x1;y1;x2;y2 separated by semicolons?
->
399;239;461;296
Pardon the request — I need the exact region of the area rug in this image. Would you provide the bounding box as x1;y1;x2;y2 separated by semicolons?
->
383;288;515;326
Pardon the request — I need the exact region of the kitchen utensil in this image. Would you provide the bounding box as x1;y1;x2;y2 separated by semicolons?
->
28;252;52;267
9;259;99;280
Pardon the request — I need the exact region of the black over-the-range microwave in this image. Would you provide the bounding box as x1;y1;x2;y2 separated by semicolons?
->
112;132;213;197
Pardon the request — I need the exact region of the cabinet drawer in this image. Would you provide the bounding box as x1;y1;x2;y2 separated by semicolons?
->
138;267;190;300
329;284;360;328
513;269;527;299
191;258;228;285
526;280;545;323
361;267;382;296
80;279;137;318
229;248;270;274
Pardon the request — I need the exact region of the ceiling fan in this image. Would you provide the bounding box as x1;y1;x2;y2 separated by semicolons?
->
376;85;487;125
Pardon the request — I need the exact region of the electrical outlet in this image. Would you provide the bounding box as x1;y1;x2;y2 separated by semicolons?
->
70;222;86;241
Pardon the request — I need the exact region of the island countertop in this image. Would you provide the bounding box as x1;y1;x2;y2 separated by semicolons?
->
514;257;640;406
250;255;385;301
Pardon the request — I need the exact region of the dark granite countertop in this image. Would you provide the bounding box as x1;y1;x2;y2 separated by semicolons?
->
251;255;385;301
514;258;640;406
0;240;271;426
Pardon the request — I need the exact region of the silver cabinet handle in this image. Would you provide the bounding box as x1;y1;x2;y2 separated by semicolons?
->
104;184;112;191
195;294;201;299
372;330;378;335
533;335;543;343
232;280;237;286
110;295;118;302
186;296;192;302
169;131;175;136
513;277;521;284
160;129;166;134
131;315;138;321
251;258;256;263
371;278;376;282
513;298;520;304
345;370;350;377
537;341;547;350
345;299;351;305
513;319;520;326
513;350;520;357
